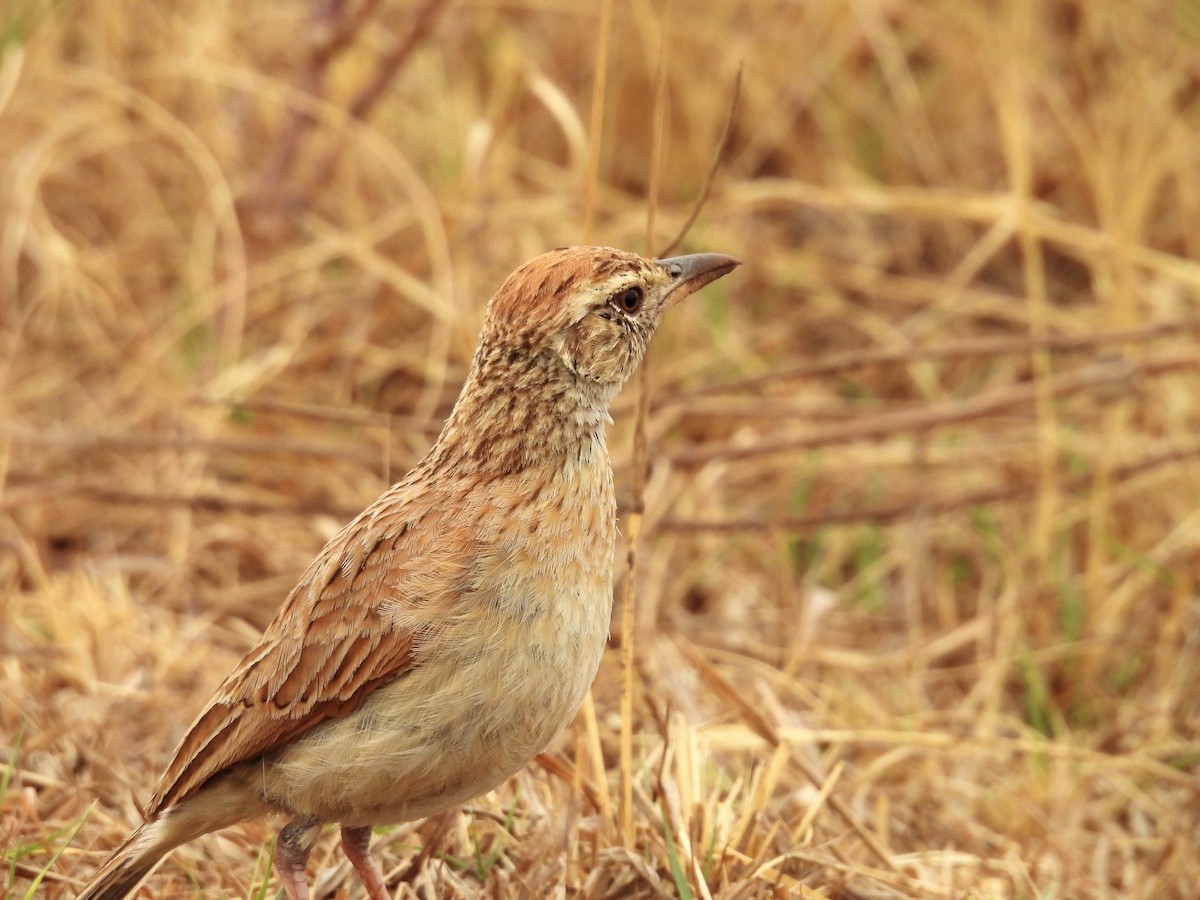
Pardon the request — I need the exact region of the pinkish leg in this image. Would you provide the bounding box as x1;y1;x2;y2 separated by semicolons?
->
341;825;390;900
275;819;320;900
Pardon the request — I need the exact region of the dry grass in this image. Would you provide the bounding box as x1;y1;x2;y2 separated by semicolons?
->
2;0;1199;897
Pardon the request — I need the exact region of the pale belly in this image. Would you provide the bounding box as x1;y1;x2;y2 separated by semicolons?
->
263;569;612;826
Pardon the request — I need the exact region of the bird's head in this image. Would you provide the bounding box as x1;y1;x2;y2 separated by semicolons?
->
430;246;739;473
480;246;740;390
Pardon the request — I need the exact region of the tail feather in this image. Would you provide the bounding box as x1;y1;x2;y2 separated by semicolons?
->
78;778;260;899
77;823;169;900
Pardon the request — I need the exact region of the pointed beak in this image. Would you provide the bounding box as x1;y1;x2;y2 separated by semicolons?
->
659;253;741;309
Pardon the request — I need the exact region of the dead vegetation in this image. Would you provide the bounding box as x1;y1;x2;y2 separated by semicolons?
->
1;0;1198;897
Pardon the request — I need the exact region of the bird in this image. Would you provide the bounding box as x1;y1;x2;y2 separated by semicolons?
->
78;246;740;900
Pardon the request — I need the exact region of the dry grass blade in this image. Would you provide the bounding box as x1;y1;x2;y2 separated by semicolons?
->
580;0;615;244
673;637;899;878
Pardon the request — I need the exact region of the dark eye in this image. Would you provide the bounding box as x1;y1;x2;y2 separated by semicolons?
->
614;286;643;313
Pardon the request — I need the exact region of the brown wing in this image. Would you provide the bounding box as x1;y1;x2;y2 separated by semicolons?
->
147;493;465;814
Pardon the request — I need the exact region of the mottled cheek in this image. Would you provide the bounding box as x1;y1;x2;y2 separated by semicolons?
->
562;318;634;384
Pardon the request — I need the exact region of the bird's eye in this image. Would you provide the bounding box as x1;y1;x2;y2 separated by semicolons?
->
614;286;643;314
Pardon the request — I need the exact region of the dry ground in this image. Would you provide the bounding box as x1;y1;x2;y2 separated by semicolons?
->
2;0;1198;897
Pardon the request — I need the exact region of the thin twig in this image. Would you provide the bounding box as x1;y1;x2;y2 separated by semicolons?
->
656;64;742;258
0;427;391;466
249;0;350;225
189;395;440;430
668;354;1196;468
0;484;366;520
301;0;450;202
659;440;1200;533
662;315;1200;406
248;0;447;230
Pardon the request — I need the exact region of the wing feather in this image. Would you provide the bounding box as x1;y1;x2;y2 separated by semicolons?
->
147;492;466;813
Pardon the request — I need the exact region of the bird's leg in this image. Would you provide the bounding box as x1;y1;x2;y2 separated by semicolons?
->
275;819;321;900
341;825;390;900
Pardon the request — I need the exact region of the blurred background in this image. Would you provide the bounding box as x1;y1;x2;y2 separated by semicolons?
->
1;0;1198;897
